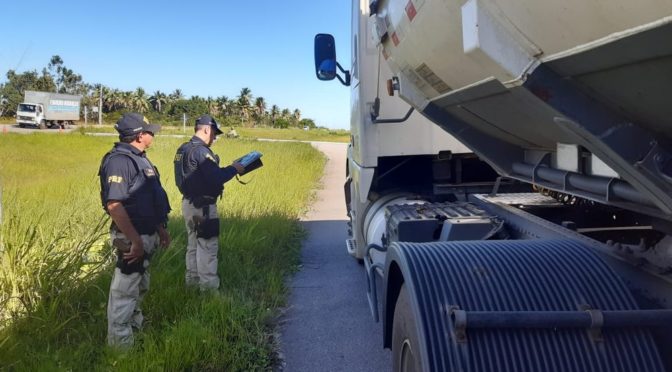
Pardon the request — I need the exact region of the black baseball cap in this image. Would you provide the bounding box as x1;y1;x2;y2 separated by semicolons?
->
195;114;223;135
115;113;161;137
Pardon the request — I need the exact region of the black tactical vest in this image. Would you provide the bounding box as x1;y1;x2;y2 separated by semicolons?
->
174;140;223;199
99;145;170;234
174;141;198;194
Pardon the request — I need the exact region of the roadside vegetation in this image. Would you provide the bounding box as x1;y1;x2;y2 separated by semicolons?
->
0;55;340;131
77;125;350;143
0;133;326;370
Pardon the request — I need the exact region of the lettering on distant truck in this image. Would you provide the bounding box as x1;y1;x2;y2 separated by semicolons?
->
48;99;79;112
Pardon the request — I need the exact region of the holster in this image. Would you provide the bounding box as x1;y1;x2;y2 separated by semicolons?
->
192;196;216;208
192;204;220;239
112;238;131;253
111;237;149;275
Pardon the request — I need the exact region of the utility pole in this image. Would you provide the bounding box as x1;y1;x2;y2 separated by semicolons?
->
84;106;88;125
183;113;186;132
98;85;102;126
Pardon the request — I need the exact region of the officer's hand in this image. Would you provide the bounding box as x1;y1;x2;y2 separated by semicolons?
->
124;240;144;264
232;162;245;174
158;226;171;249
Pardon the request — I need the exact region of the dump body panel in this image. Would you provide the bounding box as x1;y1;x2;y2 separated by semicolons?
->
377;0;672;98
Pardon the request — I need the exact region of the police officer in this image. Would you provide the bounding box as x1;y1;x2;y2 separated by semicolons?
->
98;112;171;348
174;114;244;291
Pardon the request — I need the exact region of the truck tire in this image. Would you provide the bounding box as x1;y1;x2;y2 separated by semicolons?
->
392;284;424;372
39;120;46;130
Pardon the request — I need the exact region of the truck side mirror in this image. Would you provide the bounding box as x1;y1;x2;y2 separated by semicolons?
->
314;33;350;86
314;34;337;81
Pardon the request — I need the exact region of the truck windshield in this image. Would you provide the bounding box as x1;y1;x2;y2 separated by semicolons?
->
18;104;36;113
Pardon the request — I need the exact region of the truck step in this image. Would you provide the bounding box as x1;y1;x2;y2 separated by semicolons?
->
345;238;357;256
478;192;561;206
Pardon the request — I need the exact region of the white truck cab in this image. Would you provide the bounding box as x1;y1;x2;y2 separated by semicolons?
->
16;103;46;128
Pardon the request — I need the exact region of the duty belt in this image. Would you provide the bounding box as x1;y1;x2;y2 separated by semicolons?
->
189;195;217;208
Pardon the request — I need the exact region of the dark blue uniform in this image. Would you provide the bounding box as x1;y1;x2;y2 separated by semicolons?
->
174;135;238;289
99;142;171;272
101;112;169;347
174;136;238;205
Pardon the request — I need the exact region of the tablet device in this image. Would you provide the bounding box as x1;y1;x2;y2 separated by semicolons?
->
234;151;263;175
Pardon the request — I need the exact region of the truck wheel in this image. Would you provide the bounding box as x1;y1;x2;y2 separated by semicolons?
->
392;284;424;372
39;120;46;130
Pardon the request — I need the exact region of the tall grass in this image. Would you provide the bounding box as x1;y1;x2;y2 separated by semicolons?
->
0;132;325;370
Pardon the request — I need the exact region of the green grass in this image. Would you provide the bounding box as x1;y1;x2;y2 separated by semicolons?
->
0;132;326;370
77;124;350;143
0;118;350;142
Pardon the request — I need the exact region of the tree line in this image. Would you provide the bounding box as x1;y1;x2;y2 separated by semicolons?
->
0;55;317;129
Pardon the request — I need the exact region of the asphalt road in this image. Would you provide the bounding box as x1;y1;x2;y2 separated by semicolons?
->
278;142;392;371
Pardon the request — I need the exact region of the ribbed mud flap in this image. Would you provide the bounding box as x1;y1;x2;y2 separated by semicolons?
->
385;239;665;372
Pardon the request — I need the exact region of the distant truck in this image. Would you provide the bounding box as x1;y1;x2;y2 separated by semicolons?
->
16;91;81;129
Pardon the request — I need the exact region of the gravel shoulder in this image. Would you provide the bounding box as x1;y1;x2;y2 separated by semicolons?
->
277;142;391;372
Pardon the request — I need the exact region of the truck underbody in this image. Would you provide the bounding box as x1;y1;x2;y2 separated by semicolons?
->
359;155;672;371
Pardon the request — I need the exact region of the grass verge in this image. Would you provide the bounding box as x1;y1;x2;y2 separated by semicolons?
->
0;132;325;370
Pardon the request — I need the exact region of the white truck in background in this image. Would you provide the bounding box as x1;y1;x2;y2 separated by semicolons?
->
316;0;672;371
16;91;81;129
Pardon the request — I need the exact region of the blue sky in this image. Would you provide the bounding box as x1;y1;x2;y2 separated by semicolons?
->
0;1;352;129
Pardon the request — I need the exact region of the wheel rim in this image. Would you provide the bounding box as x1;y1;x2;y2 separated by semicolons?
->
400;339;416;372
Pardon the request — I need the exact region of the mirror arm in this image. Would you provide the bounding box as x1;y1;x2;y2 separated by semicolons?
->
336;62;351;86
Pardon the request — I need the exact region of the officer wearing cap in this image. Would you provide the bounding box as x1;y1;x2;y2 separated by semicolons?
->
98;112;171;347
174;114;244;290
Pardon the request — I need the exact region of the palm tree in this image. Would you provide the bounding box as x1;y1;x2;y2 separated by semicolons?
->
110;89;123;111
271;105;279;126
170;89;183;101
293;108;301;122
254;97;267;125
281;108;290;120
121;91;133;110
237;87;252;125
149;90;167;113
133;88;149;113
102;88;116;112
217;96;231;116
237;87;252;107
